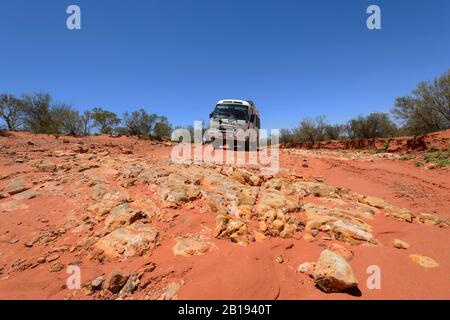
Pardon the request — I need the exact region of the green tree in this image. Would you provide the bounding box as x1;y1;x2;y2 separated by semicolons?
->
153;116;172;139
91;107;121;135
22;92;55;134
347;113;397;139
123;109;158;137
56;105;83;136
391;69;449;135
324;124;344;140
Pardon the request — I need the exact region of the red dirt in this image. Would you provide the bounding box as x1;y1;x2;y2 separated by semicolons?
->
0;131;449;300
281;129;450;152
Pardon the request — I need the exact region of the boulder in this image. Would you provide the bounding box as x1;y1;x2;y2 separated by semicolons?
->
104;203;144;232
104;270;130;293
91;276;105;291
95;223;158;259
313;250;359;293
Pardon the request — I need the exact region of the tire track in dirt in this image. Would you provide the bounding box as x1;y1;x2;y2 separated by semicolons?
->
316;158;450;215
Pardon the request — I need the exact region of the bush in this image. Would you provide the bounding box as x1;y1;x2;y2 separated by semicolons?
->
391;69;449;135
22;92;55;134
153;116;172;140
123;109;158;137
347;113;397;139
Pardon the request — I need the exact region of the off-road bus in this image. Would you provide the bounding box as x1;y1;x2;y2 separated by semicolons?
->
207;99;261;150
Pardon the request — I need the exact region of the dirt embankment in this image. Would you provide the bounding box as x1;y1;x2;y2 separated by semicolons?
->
281;129;450;152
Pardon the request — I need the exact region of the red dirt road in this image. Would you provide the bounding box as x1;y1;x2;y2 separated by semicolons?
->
0;132;449;300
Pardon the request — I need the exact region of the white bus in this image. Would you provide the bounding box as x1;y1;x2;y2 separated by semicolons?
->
207;99;261;150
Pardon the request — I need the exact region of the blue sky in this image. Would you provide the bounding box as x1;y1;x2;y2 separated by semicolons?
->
1;0;449;129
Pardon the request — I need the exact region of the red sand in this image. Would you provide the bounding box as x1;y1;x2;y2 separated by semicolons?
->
0;131;449;300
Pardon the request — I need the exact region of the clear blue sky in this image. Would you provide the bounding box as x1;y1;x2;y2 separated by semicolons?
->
1;0;449;129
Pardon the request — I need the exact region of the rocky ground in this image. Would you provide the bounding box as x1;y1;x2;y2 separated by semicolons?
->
0;131;449;300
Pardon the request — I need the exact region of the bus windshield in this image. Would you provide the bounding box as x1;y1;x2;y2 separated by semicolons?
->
212;104;249;121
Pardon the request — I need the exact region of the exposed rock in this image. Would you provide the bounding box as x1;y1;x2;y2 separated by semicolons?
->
120;274;139;294
162;282;180;300
313;250;359;293
37;160;56;172
229;168;262;186
104;203;144;232
72;145;88;153
359;195;389;209
104;270;130;293
256;189;300;214
303;182;336;197
213;214;249;244
393;239;410;249
2;178;32;195
91;276;105;291
46;253;60;262
49;262;64;273
386;207;414;223
253;230;266;242
236;187;258;216
95;222;158;259
280;223;296;238
159;182;201;207
172;234;214;256
303;232;315;242
417;213;449;228
331;219;375;245
24;241;33;248
213;214;229;238
328;243;354;261
409;254;439;268
87;188;130;217
297;262;315;275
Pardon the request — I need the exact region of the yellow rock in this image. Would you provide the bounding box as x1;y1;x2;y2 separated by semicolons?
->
409;254;439;268
253;231;266;242
393;239;410;249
